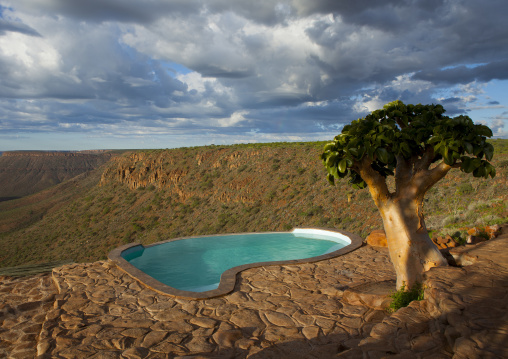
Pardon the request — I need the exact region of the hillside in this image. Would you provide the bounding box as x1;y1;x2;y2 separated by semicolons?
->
0;150;116;201
0;140;507;268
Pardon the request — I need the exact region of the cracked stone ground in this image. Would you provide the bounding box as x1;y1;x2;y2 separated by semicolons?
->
1;227;508;358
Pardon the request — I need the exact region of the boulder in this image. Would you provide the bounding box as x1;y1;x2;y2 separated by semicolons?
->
366;230;387;247
466;235;487;245
467;227;481;236
431;236;445;248
436;236;448;245
447;239;457;248
485;224;501;239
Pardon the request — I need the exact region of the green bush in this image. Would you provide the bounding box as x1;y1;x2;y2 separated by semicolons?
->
388;282;424;312
456;183;474;195
451;231;467;245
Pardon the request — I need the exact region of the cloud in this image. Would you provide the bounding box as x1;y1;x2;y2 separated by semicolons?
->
1;0;508;150
3;0;202;24
413;59;508;85
0;18;40;36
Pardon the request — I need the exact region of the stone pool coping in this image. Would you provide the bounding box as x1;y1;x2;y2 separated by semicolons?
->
108;227;363;299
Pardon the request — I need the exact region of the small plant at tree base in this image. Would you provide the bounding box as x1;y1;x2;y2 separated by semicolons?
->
388;282;425;312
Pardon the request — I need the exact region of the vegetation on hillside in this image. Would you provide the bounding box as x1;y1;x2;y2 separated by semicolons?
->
0;140;506;268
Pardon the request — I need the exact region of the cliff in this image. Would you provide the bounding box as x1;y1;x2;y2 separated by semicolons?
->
0;151;115;200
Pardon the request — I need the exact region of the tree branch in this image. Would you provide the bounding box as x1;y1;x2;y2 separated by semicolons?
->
394;154;412;196
356;156;391;207
414;145;435;172
413;161;454;196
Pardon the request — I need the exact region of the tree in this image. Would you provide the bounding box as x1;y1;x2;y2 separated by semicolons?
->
322;100;495;290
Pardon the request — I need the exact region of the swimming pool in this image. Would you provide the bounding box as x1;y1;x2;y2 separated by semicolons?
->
109;228;362;299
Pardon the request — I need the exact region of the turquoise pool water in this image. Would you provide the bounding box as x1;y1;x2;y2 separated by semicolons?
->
122;230;349;292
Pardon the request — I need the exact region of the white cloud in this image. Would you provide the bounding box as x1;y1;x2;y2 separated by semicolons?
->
217;110;249;127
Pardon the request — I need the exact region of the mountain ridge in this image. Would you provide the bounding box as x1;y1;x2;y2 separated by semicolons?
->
0;150;119;200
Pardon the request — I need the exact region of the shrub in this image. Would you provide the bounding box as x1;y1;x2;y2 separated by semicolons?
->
388;282;424;312
456;183;474;195
131;222;144;232
282;223;293;231
237;164;248;172
451;231;467;245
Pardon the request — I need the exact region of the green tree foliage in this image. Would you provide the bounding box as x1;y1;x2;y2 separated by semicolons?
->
322;100;495;190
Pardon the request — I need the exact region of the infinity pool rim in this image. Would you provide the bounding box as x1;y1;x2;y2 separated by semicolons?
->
108;227;363;299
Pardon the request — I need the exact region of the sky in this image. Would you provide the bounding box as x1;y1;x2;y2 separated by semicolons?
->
0;0;507;151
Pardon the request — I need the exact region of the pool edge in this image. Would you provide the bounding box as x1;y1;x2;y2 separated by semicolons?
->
108;227;363;300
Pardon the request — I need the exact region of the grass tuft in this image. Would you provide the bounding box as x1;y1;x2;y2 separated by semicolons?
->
388;282;425;312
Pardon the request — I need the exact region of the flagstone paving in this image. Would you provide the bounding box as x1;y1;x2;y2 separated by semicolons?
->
1;226;507;358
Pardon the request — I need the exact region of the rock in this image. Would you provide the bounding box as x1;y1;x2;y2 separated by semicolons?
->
153;309;191;322
141;330;167;348
110;318;154;328
436;236;449;245
150;341;187;354
447;239;457;248
16;301;42;312
189;317;217;328
366;230;387;247
145;301;175;313
302;326;320;340
340;316;363;329
236;338;257;350
485;224;501;239
36;339;52;356
212;329;243;348
341;304;368;317
263;326;301;342
467;227;481;236
466;235;487;244
122;346;149;359
229;309;265;336
364;310;387;323
185;336;215;353
410;334;439;352
342;281;394;310
121;328;149;338
263;311;296;327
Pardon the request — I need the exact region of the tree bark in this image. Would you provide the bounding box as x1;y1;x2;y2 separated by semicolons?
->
378;196;448;290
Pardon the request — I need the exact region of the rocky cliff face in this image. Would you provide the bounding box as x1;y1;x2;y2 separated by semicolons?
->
100;148;269;204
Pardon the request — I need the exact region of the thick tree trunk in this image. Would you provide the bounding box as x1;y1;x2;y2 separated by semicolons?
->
378;197;448;290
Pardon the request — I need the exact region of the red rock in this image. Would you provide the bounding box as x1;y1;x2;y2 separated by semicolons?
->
485;224;501;239
437;236;450;245
447;240;457;248
467;227;481;236
366;230;387;247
